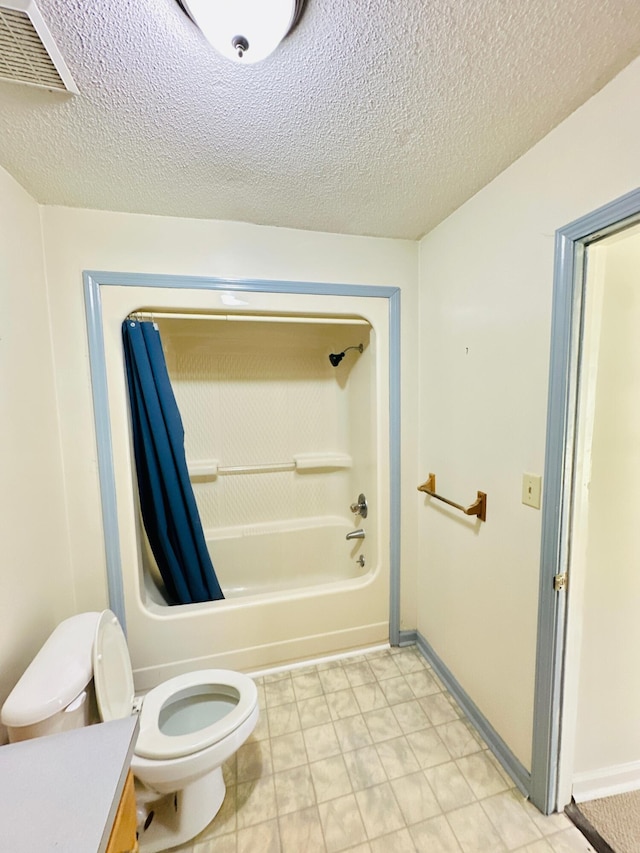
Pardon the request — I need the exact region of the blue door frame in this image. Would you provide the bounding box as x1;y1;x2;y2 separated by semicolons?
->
530;187;640;813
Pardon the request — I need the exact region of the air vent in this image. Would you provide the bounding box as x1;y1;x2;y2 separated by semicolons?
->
0;0;77;93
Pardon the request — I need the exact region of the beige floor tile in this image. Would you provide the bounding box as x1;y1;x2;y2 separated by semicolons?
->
310;754;354;802
392;699;431;734
430;671;447;691
182;647;581;853
390;770;442;825
304;722;342;762
480;790;543;850
545;827;594;852
264;676;296;708
379;675;416;705
319;666;351;694
394;652;428;675
343;745;387;791
262;671;291;683
376;735;421;779
237;817;280;853
367;654;402;681
267;701;302;737
406;727;452;769
191;832;237;852
352;682;389;713
236;738;272;783
483;749;516;787
334;714;374;751
370;827;417;852
327;688;361;720
425;761;476;812
513;841;554;853
447;802;508;852
236;775;278;829
299;695;332;728
274;764;317;815
316;658;345;671
523;803;572;836
355;781;406;839
436;720;483;759
278;805;327;853
363;706;403;743
344;661;377;687
270;730;308;772
318;793;368;852
404;669;442;698
419;693;460;725
410;814;463;852
456;751;511;799
293;670;324;701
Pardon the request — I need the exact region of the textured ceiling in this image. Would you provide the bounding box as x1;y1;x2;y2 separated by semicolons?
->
0;0;639;240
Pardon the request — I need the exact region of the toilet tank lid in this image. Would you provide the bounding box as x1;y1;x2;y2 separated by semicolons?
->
0;612;101;728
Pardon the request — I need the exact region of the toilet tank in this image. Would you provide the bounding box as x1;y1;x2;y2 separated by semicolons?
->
1;612;101;743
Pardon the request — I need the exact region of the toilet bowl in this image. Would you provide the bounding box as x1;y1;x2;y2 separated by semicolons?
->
1;610;259;853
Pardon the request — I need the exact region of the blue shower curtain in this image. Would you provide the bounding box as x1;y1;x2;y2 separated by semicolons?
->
122;320;224;604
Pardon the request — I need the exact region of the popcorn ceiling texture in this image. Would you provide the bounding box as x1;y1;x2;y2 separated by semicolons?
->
0;0;639;239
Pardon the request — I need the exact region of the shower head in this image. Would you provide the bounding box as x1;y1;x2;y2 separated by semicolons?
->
329;343;363;367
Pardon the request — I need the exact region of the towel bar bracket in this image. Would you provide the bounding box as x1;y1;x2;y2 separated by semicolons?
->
417;472;487;522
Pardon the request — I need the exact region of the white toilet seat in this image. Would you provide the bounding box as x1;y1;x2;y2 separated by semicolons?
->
93;610;258;762
136;669;258;760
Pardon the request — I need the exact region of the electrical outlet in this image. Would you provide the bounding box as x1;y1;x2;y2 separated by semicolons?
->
522;473;542;509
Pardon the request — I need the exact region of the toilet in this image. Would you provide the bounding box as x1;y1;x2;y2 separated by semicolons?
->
1;610;259;852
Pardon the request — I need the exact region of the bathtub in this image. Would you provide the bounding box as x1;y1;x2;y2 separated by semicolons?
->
143;515;370;604
94;282;393;686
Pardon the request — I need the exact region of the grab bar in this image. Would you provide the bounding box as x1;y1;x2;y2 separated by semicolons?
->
188;453;353;479
417;473;487;522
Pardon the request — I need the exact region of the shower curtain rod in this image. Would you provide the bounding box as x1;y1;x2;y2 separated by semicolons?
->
127;311;370;326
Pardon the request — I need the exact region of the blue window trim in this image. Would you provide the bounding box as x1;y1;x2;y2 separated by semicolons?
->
83;271;401;641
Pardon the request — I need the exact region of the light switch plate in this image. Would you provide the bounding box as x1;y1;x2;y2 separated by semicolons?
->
522;473;542;509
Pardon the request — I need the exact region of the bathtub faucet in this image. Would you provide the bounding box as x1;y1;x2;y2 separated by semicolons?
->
346;528;365;541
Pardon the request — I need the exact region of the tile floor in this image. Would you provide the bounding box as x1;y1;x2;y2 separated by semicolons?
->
173;646;593;853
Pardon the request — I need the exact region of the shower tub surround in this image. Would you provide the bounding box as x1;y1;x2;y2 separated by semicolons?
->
141;314;375;606
94;281;393;689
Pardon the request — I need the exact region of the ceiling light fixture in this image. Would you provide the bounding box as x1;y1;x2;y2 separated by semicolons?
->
178;0;306;65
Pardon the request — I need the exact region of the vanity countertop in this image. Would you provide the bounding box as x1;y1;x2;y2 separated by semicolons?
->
0;716;138;852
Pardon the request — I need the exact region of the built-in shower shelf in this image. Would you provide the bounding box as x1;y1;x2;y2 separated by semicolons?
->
294;453;352;470
188;453;352;480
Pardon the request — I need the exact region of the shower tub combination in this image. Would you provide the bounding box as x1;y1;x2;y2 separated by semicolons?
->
94;281;393;689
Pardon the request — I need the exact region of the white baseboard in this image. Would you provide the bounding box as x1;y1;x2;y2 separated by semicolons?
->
573;760;640;802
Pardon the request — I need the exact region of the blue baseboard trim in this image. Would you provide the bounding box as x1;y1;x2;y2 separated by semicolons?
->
409;631;531;797
397;629;418;647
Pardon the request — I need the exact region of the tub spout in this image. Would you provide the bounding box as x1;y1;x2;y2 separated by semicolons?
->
346;528;365;541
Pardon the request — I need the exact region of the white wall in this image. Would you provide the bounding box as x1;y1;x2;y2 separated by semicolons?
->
0;167;73;740
38;209;420;648
417;56;640;769
571;225;640;789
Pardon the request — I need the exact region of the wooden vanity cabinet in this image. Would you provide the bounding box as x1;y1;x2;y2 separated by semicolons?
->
106;770;138;853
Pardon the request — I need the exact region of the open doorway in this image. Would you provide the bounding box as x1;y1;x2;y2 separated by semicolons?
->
563;222;640;802
530;188;640;819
